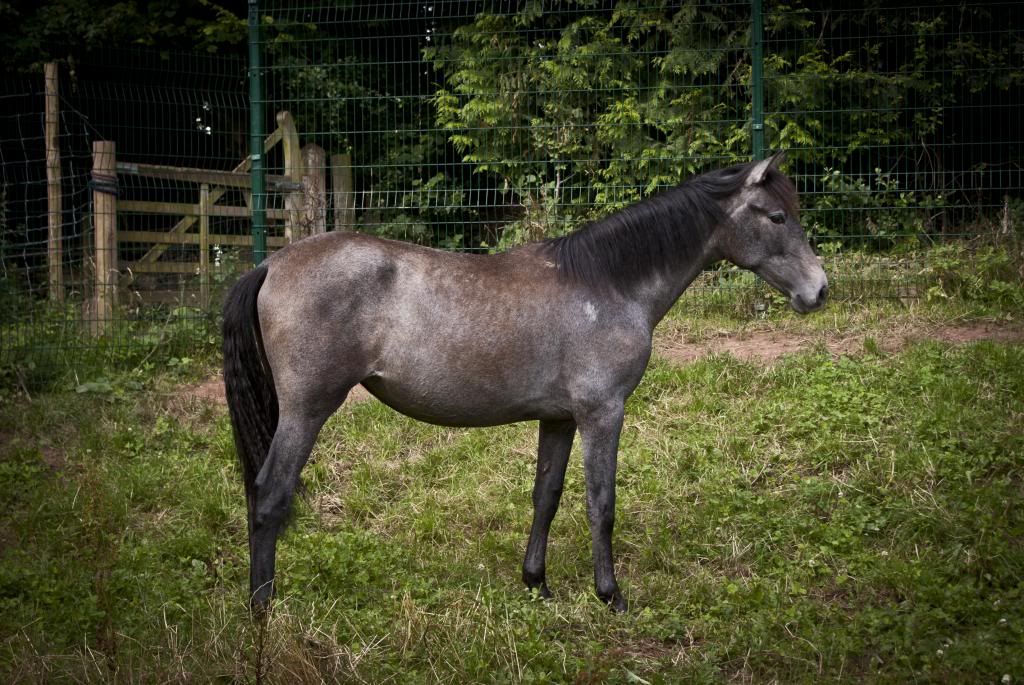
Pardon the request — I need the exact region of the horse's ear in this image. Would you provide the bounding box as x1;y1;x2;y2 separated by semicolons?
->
746;150;786;186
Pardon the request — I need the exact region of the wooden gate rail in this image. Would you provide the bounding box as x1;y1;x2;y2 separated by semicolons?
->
40;57;357;333
124;112;297;270
85;110;349;332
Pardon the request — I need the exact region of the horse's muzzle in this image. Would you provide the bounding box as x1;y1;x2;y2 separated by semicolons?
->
793;282;828;314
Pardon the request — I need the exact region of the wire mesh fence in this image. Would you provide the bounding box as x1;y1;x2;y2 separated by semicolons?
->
251;0;1022;306
1;50;250;372
767;2;1023;307
1;1;1021;373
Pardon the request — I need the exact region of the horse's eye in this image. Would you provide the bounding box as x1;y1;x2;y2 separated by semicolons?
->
768;212;786;225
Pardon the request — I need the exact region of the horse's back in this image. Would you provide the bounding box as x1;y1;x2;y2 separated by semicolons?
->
259;231;556;321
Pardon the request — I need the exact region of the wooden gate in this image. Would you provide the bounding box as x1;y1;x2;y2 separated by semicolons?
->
87;111;356;329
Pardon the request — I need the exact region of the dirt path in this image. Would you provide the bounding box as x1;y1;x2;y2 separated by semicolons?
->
656;321;1024;366
182;322;1023;407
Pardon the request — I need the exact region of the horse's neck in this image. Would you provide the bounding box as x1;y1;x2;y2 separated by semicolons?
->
631;251;718;329
550;193;725;328
624;225;721;330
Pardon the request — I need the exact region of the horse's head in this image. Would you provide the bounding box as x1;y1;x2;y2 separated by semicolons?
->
717;152;828;314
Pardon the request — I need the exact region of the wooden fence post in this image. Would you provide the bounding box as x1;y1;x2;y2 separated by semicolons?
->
199;183;211;307
278;111;303;242
331;152;355;231
91;141;117;335
45;62;63;303
302;143;326;235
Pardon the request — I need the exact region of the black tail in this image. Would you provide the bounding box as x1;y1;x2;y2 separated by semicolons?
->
222;265;278;502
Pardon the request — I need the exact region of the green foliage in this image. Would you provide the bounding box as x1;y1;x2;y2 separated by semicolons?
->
0;241;245;397
0;0;245;73
428;1;752;244
922;244;1024;309
425;1;1022;246
806;167;948;246
0;298;221;397
264;18;480;247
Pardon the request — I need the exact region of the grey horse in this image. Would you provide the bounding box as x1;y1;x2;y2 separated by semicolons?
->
223;152;827;612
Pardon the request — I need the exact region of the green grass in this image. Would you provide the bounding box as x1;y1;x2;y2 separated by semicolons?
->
1;301;1022;683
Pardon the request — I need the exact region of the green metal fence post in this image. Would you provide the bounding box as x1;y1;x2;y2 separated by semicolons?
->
248;0;267;265
750;0;765;161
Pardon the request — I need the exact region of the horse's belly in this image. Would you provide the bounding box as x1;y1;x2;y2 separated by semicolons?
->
360;374;570;427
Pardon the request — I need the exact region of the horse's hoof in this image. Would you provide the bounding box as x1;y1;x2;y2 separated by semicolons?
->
249;588;274;618
526;583;553;601
250;601;271;621
599;591;627;613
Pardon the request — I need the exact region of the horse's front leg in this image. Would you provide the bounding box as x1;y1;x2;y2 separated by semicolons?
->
523;419;576;599
578;402;627;612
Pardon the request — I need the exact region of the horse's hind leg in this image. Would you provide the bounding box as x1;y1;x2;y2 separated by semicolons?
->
248;407;334;611
522;419;576;599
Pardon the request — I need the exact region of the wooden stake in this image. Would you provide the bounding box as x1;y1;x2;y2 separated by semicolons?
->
45;63;63;303
279;111;303;242
331;153;355;231
92;141;117;335
302;143;326;235
199;183;211;307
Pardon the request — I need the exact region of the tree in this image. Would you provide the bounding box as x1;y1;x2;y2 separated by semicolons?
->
262;4;480;248
428;0;1023;246
0;0;246;74
427;1;755;246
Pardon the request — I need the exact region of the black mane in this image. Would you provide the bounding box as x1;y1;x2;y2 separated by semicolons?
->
543;161;798;292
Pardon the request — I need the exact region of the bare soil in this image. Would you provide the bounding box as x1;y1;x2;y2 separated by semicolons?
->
179;322;1024;407
656;321;1024;366
0;429;66;473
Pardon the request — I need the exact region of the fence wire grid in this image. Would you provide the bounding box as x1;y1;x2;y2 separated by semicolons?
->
1;1;1022;370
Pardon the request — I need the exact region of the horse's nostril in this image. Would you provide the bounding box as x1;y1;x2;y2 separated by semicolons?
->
817;284;829;304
